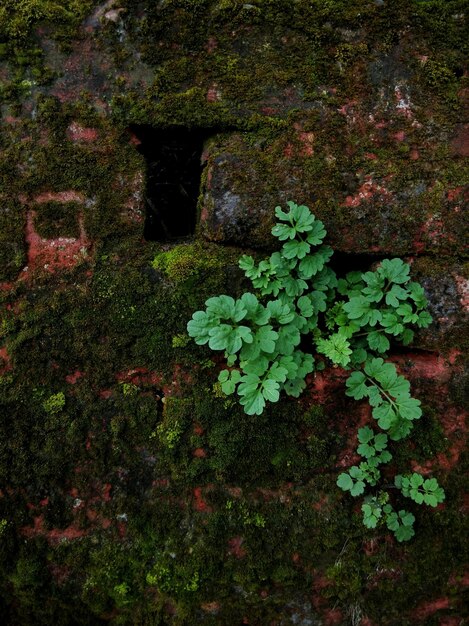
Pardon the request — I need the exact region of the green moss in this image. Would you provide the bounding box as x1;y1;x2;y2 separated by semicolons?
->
42;391;66;414
0;0;93;42
34;201;81;239
0;1;467;623
151;242;225;283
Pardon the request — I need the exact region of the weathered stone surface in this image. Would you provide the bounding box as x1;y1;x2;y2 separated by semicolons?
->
0;1;467;624
200;131;468;255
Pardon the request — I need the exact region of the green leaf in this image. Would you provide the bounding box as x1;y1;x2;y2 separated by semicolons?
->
238;375;265;415
290;203;316;232
187;310;217;345
343;296;370;320
396;397;422;420
306;219;327;245
312;267;338;291
385;285;409;308
345;371;368;400
357;442;375;458
372;403;397;430
396;303;418;324
275;324;301;355
395;524;415;542
218;369;242;395
298;246;333;279
206;295;242;320
226;354;237;367
309;291;328;313
362;271;385;302
241;326;278;361
408;282;428;308
337;473;353;491
367;309;383;327
410;473;424;488
350;347;368;366
389;419;413;441
377;450;392;464
367;331;390;353
209;324;253;354
358;426;374;444
316;333;352;367
267;300;295;324
399;510;415;526
417;311;433;328
378;258;410;284
294;352;315;378
240;293;270;325
282;240;311;259
279;275;308;297
386;512;399;531
274;204;291;221
373;433;388;451
261;378;280;403
367;386;383;407
239;255;258;275
381;312;404;336
267;362;289;383
241;356;270;377
218;370;229;383
348;466;363;479
400;328;414;345
272;222;296;240
283;377;307;397
423;494;438;507
350;481;365;497
277;355;299;380
374;362;398;389
362;500;382;528
297;295;314;318
364;357;386;379
239;389;265;415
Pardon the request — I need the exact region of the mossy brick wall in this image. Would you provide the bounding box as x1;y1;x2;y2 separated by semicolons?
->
0;1;467;624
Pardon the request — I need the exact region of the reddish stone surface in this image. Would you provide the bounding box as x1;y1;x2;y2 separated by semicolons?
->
451;124;469;156
193;486;212;512
21;515;88;543
193;448;207;458
227;536;247;559
411;406;467;473
66;122;99;143
341;176;392;208
115;367;163;387
201;601;221;614
412;597;451;620
206;84;222;102
0;346;12;375
32;191;86;204
65;370;84;384
23;210;91;275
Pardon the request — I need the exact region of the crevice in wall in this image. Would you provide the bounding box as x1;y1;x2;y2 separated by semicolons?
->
329;251;391;275
128;125;211;242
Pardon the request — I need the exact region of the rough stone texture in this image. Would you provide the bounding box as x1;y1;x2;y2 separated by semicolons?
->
0;1;467;625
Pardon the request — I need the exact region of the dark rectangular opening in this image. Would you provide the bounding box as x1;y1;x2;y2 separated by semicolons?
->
129;125;210;241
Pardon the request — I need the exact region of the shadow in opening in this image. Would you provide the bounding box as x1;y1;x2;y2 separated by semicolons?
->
129;125;210;241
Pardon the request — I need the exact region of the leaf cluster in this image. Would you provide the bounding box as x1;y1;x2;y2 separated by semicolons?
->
361;497;416;542
337;428;445;542
188;201;334;414
346;358;421;441
186;201;443;542
337;426;392;496
395;473;446;507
